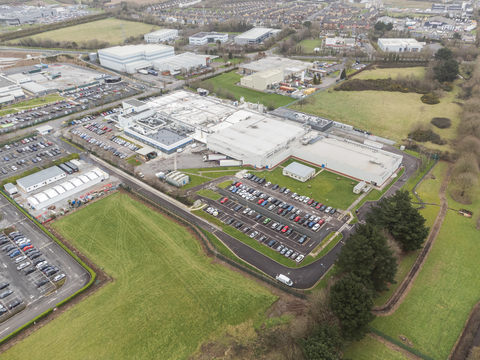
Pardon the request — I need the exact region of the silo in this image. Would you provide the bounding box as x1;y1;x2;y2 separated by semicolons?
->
89;53;98;61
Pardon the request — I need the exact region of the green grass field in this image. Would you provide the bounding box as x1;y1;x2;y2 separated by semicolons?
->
354;66;426;80
343;335;410;360
2;193;276;360
371;171;480;359
205;72;293;108
254;166;359;210
16;18;160;46
212;57;244;64
298;38;323;53
0;95;64;116
290;87;461;150
196;189;222;200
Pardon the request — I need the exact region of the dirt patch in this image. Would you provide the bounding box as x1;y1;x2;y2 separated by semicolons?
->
370;333;422;360
450;189;472;205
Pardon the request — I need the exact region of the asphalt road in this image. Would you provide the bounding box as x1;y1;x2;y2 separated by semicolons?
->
0;196;90;339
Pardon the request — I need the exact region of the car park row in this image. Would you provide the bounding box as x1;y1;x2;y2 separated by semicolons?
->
0;230;65;317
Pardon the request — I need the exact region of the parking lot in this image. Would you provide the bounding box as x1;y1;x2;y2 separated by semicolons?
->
0;134;67;178
0;195;89;330
197;174;346;264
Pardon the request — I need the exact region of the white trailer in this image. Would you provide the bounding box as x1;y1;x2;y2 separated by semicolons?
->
219;159;242;166
208;154;227;161
138;69;148;75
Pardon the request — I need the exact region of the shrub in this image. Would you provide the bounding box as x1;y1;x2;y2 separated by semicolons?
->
431;117;452;129
421;93;440;105
408;128;446;145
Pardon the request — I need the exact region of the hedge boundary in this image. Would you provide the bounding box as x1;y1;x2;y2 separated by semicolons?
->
0;308;53;346
0;190;96;343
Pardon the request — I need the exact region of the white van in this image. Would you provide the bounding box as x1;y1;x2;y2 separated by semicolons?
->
176;148;184;153
276;274;293;287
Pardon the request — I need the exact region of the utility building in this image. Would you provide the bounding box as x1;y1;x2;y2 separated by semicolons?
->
240;69;284;90
16;166;66;193
235;27;278;44
283;162;315;182
189;32;228;45
165;171;190;187
377;38;425;52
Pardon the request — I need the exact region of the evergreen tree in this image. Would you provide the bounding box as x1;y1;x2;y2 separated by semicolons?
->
298;323;347;360
228;51;233;59
340;69;346;79
335;224;397;295
366;190;429;251
330;273;376;341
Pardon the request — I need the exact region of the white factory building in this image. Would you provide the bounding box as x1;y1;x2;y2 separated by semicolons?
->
151;52;211;74
117;99;155;128
234;27;280;44
144;29;178;43
238;57;313;78
283;162;316;182
240;69;284;90
0;75;25;104
377;38;425;52
98;44;174;73
207;119;403;187
26;167;109;210
189;32;228;45
16;166;66;193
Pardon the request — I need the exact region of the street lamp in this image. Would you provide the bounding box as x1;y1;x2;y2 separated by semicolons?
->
321;263;326;277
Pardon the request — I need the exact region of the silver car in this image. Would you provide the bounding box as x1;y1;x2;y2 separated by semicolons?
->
17;261;31;271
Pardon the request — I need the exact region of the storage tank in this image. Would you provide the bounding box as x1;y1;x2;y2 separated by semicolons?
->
89;53;97;61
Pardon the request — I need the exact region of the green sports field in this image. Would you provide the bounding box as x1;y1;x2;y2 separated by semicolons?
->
2;193;276;360
354;66;426;80
16;18;160;46
343;334;409;360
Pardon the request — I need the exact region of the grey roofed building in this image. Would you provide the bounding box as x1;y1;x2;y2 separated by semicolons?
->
124;99;145;107
16;166;66;193
283;162;316;182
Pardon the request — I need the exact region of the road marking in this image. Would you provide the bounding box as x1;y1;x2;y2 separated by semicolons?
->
3;263;5;268
0;327;10;335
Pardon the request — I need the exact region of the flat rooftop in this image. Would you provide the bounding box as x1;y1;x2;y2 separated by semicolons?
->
0;75;17;89
16;166;64;189
378;38;423;46
190;32;226;38
284;162;315;177
207;113;307;157
144;128;187;146
146;90;235;126
299;135;403;177
145;29;176;36
98;44;174;57
125;99;145;107
241;57;312;73
236;27;273;40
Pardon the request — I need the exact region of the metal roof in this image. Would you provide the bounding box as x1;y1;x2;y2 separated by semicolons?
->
283;162;315;178
236;27;273;40
16;166;65;189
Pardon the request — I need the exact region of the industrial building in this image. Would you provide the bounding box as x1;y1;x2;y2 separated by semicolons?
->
26;167;109;210
165;171;190;187
144;29;178;43
189;32;228;45
324;37;356;49
234;27;279;44
116;99;155;128
16;166;66;193
21;81;53;96
36;125;53;135
377;38;425;52
97;44;174;73
238;57;313;78
0;75;25;103
151;52;211;74
283;162;315;182
4;183;18;196
0;6;57;25
240;69;284;91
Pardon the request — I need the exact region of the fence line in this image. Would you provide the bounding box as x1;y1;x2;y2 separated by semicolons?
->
120;184;307;299
412;159;439;208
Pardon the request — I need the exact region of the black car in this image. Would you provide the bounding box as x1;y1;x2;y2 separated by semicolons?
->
258;178;265;184
286;228;294;235
330;208;337;215
0;290;13;299
36;279;49;288
243;227;251;233
39;264;50;271
33;258;45;266
320;205;327;211
267;240;277;247
8;299;23;309
280;187;286;193
255;177;261;183
255;214;263;221
0;282;9;290
272;184;279;190
282;203;289;209
226;218;235;225
0;307;7;315
0;239;8;246
234;205;242;211
24;267;36;275
46;267;59;276
234;222;243;229
289;214;296;221
29;253;41;260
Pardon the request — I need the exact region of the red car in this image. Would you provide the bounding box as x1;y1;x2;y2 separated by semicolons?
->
318;219;325;226
23;245;34;252
236;182;242;187
316;203;323;210
277;208;283;214
221;197;228;204
281;226;289;233
307;199;314;205
258;199;264;205
294;216;301;222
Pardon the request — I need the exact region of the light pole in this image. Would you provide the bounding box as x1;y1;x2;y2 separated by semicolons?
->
321;263;325;277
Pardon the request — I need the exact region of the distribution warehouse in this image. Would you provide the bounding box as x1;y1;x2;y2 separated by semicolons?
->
189;32;228;45
144;29;178;43
234;27;279;44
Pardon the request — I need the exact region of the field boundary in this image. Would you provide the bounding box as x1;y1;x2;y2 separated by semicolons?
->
120;184;307;299
372;164;453;316
411;160;439;207
449;299;480;360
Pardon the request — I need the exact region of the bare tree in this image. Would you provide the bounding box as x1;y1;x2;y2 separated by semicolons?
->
453;154;480;176
454;172;479;197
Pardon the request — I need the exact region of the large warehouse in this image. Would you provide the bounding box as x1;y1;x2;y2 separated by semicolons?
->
144;29;178;43
238;57;313;77
234;27;279;44
189;32;228;45
151;52;211;73
98;44;174;73
240;69;284;90
16;166;66;193
377;38;425;52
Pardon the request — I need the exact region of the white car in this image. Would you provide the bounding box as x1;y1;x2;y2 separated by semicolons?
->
36;261;47;269
15;255;27;264
17;261;31;270
53;274;66;282
303;197;310;203
11;166;17;171
295;255;305;263
265;181;271;187
312;224;320;232
243;208;250;214
291;192;297;198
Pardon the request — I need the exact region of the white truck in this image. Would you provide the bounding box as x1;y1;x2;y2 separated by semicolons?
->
219;159;242;166
276;274;293;287
207;154;227;161
138;69;148;75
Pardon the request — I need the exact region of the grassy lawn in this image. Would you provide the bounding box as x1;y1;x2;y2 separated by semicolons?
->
126;157;142;166
344;335;410;360
371;172;480;359
300;232;344;267
205;72;293;108
2;193;276;360
196;189;222;200
254;166;360;210
16;18;160;46
290;88;461;150
212;57;243;64
354;66;426;80
0;95;64;116
182;166;245;174
298;38;323;52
